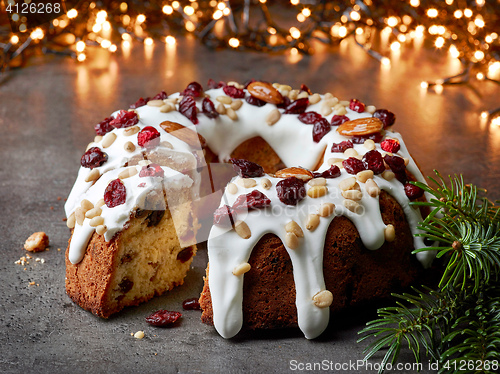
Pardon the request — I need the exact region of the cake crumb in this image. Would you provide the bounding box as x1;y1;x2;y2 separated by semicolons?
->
29;281;35;286
134;331;145;339
24;232;49;252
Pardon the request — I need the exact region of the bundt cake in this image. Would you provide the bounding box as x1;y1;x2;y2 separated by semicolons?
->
65;80;433;334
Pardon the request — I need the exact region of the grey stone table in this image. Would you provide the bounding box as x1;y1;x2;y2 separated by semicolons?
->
1;35;499;374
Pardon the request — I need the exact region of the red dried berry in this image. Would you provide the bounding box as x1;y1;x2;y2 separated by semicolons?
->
213;205;234;227
104;178;127;208
276;177;306;206
351;132;384;144
245;95;266;107
342;157;366;174
146;310;182;327
223;85;245;98
110;110;139;128
232;190;271;213
349;99;365;113
179;95;198;125
182;298;201;310
202;97;219;119
362;150;385;175
177;246;194;263
373;109;396;128
182;82;203;97
139;163;164;178
298;111;322;124
284;98;309;114
230;158;264;178
277;96;291;109
384;155;406;174
381;138;401;153
243;78;257;89
313;165;341;179
404;182;424;200
81;147;108;169
130;97;150;109
331;115;350;126
137;126;161;149
300;83;312;95
331;140;353;153
95;117;114;135
152;91;168;100
312;118;331;142
207;78;225;89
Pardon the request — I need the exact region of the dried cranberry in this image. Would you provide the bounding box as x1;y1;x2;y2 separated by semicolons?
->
152;91;168;100
331;115;350;126
81;147;108;169
182;298;201;310
110;110;139;128
137;126;161;149
349;99;365;113
384;155;406;173
94;117;114;135
245;95;266;107
230;158;264;178
331;140;353;153
232;190;271;213
223;85;245;98
243;78;257;88
202;97;219;119
177;246;194;263
213;205;234;227
284;98;309;114
351;132;384;144
298;111;322;124
373;109;396;128
313;165;341;179
404;183;424;200
342;157;366;174
207;78;225;89
146;310;182;327
130;97;150;109
363;150;385;174
277;96;291;109
139;163;164;178
182;82;203;97
179;95;198;125
104;178;126;208
312;118;331;142
276;177;306;206
381;138;401;153
300;83;312;95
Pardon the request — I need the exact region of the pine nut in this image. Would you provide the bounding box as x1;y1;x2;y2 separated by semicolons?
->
308;177;326;187
228;81;244;89
343;199;362;214
234;220;251;239
85;207;102;219
320;104;333;116
272;83;280;89
75;207;85;226
216;96;232;105
85;169;100;183
307;185;328;198
227;183;238;194
118;167;138;179
288;89;299;100
344;148;358;157
226;107;238;121
102;132;117;148
66;212;76;229
164;98;178;104
334;106;347;115
327;158;344;166
366;105;377;114
340;100;350;106
382;170;395;181
216;103;226;114
296;91;309;99
356;170;374;183
230;100;243;110
313;290;333;308
323;98;337;107
94;135;103;143
266;109;281;126
81;199;94;211
124;126;140;136
309;93;321;104
339;177;357;191
124;141;136;152
96;224;107;235
324;92;334;100
96;199;106;208
285;220;304;238
134;331;145;339
261;178;272;190
306;214;320;231
385;224;396;242
364;139;376;150
365;178;381;197
147;99;164;107
404;158;410;166
237;178;257;188
342;189;363;201
285;232;299;249
160;104;174;113
138;160;152;167
89;216;104;227
280;84;292;92
160;141;173;149
232;262;251;276
319;202;335;217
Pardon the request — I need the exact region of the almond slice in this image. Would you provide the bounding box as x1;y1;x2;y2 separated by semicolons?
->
159;121;206;148
274;167;313;181
337;117;384;136
247;81;284;104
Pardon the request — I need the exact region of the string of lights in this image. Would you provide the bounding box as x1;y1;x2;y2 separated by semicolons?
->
1;0;499;119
